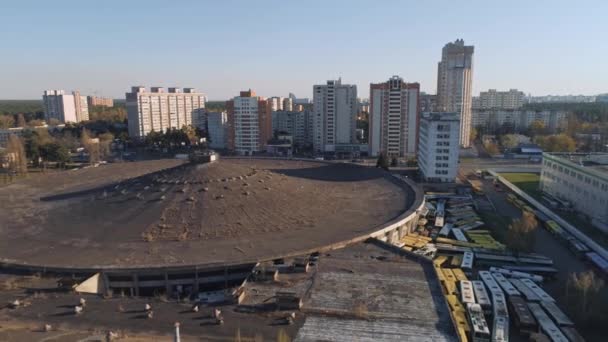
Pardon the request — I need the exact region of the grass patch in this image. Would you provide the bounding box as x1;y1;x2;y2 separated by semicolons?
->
500;172;608;249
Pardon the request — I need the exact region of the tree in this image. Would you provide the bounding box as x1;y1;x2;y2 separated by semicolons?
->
500;134;519;150
6;135;28;174
98;132;114;159
40;142;70;167
483;141;500;155
528;120;546;137
506;211;537;254
566;270;605;323
48;118;61;126
535;134;576;152
469;127;478;143
16;113;26;127
376;152;389;171
81;129;100;164
0;115;15;129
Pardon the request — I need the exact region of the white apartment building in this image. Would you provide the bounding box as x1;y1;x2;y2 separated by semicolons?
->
369;76;420;158
473;89;525;109
472;109;566;133
540;153;608;230
272;110;313;147
207;111;227;149
226;90;272;155
269;97;283;112
436;39;474;147
282;97;293;111
43;90;89;123
125;86;206;138
418;113;460;182
312;79;357;153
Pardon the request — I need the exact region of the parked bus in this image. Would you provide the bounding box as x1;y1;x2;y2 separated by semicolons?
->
471;280;491;312
540;301;574;327
527;303;569;342
508;296;537;334
492;315;509;342
460;280;475;305
508;278;541;302
560;327;585;342
490;267;544;283
452;228;468;242
492;290;509;319
466;303;491;342
585;252;608;276
461;251;474;270
519;279;555;302
478;271;502;296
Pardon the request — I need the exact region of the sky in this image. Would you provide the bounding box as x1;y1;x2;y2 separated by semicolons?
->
0;0;606;100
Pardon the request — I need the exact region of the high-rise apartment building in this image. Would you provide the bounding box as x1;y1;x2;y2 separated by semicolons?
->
418;113;460;182
207;111;228;149
125;86;206;138
272;110;313;147
473;89;525;109
226;90;272;155
87;96;114;108
312;79;357;153
420;92;437;113
269;97;283;112
43;90;89;123
369;76;420;158
282;97;293;111
436;39;474;147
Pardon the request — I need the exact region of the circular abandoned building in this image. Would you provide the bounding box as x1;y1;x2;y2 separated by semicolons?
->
0;158;423;294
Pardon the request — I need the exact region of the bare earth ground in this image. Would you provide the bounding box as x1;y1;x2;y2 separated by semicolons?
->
0;159;410;269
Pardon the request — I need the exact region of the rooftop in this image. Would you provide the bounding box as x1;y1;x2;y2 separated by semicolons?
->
545;152;608;175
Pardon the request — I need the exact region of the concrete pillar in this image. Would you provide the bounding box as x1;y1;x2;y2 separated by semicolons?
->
164;272;170;295
194;268;200;293
101;272;111;296
132;274;140;297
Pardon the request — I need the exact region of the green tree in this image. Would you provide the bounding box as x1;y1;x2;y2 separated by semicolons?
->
40;142;70;167
376;152;389;171
16;113;26;127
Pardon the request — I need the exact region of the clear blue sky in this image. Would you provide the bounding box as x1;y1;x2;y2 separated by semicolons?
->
1;0;606;100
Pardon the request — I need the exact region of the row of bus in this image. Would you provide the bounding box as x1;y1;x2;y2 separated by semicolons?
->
506;193;608;278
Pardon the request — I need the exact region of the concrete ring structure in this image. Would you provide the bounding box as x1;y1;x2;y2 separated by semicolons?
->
0;158;423;294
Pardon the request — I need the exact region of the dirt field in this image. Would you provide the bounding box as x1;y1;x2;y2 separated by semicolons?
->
0;158;412;269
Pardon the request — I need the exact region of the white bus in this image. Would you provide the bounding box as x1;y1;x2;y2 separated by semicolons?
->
452;228;468;242
467;303;491;342
540;300;574;327
492;315;509;342
461;251;475;270
460;280;476;304
478;271;502;296
472;280;491;312
508;278;541;302
489;267;543;283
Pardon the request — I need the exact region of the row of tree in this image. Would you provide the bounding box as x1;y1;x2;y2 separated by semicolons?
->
145;126;205;150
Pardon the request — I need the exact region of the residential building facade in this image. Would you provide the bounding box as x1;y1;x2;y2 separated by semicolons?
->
472;89;525;110
125;86;206;138
269;97;283;112
418;113;460;182
420;92;437;113
272;110;313;147
472;109;566;133
436;39;474;147
282;97;293;111
540;153;608;230
207;111;228;149
226;90;272;155
87;96;114;107
43;90;89;123
312;79;358;153
369;76;420;158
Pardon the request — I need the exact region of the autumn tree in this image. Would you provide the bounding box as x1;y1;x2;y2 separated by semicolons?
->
98;132;114;159
0;115;15;129
528;120;546;137
566;270;605;324
81;129;100;164
535;134;576;152
16;113;26;127
6;135;28;174
506;211;537;255
483;141;500;155
500;134;519;149
469;127;478;143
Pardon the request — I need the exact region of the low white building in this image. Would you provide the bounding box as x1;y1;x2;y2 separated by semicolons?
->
418;113;460;182
540;153;608;231
207;111;227;149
